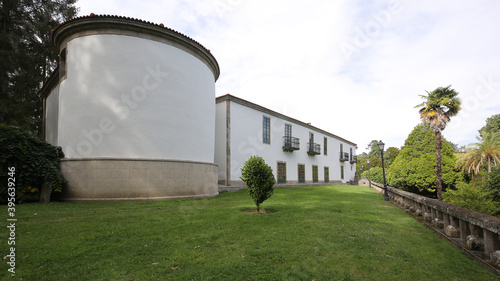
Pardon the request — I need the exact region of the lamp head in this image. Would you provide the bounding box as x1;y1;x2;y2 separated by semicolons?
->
378;140;385;151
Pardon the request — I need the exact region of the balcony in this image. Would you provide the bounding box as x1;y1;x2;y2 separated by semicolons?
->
307;142;321;155
282;136;300;152
339;152;349;162
350;155;357;164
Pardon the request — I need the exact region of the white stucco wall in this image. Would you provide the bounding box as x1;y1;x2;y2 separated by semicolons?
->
226;101;356;183
57;34;216;163
45;84;59;146
214;101;227;181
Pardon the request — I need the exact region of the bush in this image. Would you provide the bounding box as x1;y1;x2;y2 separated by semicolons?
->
487;165;500;202
0;124;65;203
387;123;461;197
240;156;276;212
443;181;499;216
361;167;386;185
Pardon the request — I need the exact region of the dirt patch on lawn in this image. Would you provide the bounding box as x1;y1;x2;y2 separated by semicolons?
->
242;209;276;215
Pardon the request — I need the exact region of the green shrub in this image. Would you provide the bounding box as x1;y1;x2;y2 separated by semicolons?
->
487;165;500;202
443;181;499;216
387;123;461;197
361;167;386;185
0;124;65;202
240;156;276;212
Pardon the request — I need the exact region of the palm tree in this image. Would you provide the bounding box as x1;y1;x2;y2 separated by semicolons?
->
474;130;500;173
416;85;461;200
455;147;481;186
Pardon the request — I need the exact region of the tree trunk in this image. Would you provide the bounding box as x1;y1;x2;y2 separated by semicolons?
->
39;179;52;203
435;131;443;201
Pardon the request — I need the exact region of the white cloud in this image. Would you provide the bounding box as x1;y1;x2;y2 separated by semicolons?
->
75;0;500;153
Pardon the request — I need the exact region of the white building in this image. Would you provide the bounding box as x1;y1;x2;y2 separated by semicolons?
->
215;94;357;187
41;15;357;201
40;15;220;201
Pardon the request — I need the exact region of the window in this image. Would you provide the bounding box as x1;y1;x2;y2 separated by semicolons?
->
263;116;270;144
340;143;343;154
285;124;291;138
312;165;318;183
324;137;327;155
298;164;305;183
308;132;314;152
277;162;286;184
284;124;291;147
350;148;353;161
341;166;344;180
324;167;329;183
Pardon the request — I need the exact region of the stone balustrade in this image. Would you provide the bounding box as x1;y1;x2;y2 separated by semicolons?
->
370;182;500;271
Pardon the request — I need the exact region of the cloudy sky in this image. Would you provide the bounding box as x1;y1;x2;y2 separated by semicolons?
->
76;0;500;153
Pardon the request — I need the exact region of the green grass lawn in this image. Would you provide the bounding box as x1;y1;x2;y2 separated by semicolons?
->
1;185;498;280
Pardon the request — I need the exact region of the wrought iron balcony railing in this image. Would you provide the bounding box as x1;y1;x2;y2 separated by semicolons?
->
282;136;300;152
339;152;349;162
307;142;321;155
350;155;357;163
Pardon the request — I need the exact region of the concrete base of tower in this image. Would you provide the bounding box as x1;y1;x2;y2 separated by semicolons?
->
58;158;218;202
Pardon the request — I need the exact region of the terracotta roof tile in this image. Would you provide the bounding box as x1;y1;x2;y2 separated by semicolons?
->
51;14;210;54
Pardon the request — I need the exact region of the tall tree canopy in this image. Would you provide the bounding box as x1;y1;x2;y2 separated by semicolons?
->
0;0;78;135
480;114;500;137
416;85;461;200
473;130;500;173
388;123;461;198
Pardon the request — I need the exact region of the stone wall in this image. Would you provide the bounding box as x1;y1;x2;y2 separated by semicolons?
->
59;158;218;201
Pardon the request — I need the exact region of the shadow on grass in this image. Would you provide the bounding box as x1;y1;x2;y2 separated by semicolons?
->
239;207;278;214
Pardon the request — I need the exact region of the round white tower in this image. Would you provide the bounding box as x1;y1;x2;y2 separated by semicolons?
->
42;15;220;201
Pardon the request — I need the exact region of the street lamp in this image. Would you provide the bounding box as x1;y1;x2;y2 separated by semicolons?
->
367;158;371;189
378;140;389;201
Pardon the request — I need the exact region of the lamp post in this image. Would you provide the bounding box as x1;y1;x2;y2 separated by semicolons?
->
367;158;371;189
378;140;389;201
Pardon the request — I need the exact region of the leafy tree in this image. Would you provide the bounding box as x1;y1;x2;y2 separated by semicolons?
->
455;147;482;186
364;140;394;167
356;155;368;178
456;115;500;185
367;140;382;159
0;0;78;135
487;165;500;202
473;130;500;173
357;152;368;159
385;147;400;166
480;114;500;137
240;156;276;213
0;124;65;203
361;167;385;184
388;123;461;198
416;85;461;200
443;181;499;216
368;156;382;168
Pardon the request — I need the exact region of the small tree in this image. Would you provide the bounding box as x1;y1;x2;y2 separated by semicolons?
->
0;124;65;203
240;156;276;213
